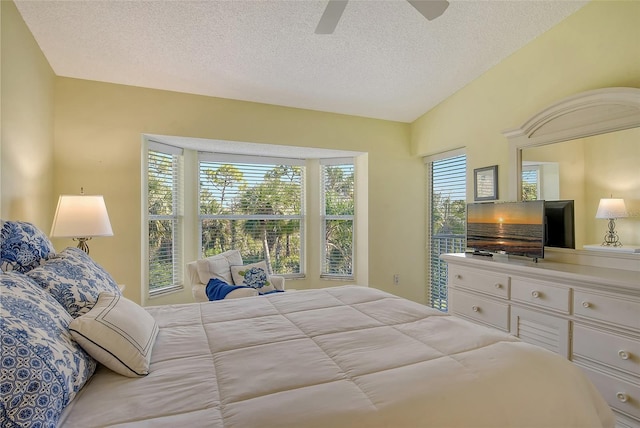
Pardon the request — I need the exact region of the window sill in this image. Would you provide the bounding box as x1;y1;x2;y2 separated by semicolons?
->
149;285;184;299
320;275;355;281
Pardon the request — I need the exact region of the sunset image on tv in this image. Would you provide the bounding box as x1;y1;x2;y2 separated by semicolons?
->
466;201;544;258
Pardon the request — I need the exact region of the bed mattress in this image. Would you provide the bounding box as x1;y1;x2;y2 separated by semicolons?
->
59;286;614;427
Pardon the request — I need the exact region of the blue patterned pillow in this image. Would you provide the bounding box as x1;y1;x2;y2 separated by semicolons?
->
230;261;277;294
0;272;96;427
0;220;56;273
26;247;121;318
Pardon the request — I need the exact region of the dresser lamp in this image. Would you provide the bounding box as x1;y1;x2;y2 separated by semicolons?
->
595;198;627;247
50;191;113;254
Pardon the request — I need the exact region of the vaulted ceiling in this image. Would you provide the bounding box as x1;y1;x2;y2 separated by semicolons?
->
15;0;587;122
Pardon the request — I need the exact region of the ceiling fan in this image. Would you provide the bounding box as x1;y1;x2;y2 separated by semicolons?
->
315;0;450;34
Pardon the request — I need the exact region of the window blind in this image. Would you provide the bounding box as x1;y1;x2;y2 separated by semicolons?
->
427;153;466;311
321;163;354;278
148;146;183;294
198;156;304;276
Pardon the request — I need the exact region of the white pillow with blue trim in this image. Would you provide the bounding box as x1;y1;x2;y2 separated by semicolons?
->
70;293;159;377
0;271;96;427
26;247;121;318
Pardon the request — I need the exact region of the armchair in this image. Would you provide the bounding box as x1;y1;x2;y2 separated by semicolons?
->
187;250;285;302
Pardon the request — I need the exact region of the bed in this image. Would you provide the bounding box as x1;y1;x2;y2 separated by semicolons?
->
63;286;615;428
0;221;615;428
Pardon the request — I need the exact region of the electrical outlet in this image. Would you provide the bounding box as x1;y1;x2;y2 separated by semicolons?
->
393;274;400;285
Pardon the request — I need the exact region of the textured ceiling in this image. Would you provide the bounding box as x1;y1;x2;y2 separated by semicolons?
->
15;0;587;123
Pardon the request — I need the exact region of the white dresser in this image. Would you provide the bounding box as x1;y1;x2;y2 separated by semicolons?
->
441;253;640;428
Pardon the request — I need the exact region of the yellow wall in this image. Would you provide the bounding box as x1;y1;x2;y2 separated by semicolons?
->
411;1;640;202
2;0;424;306
1;1;55;228
53;78;422;304
3;0;640;306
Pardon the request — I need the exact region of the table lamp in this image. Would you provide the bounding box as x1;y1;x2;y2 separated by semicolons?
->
50;191;113;254
595;198;627;247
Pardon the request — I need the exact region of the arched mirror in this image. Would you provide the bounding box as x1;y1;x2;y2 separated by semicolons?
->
503;87;640;252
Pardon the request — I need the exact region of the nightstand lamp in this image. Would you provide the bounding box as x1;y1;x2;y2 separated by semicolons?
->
595;197;627;247
50;190;113;254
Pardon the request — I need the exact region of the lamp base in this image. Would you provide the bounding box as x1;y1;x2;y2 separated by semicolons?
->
73;237;92;254
601;218;622;247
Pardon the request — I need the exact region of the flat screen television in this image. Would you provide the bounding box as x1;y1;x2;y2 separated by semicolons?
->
466;200;545;260
544;200;575;249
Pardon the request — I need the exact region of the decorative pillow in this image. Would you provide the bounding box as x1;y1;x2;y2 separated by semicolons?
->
0;220;56;273
230;261;277;294
69;293;159;377
195;249;243;285
0;272;96;428
205;278;258;301
26;247;121;318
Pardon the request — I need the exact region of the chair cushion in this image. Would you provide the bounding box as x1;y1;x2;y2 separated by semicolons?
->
0;220;56;273
70;293;159;377
195;250;243;285
230;261;277;294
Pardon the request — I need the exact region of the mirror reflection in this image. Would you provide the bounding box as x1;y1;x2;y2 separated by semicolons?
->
521;127;640;249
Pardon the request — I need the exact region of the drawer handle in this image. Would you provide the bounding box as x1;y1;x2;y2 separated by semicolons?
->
616;392;628;403
455;274;462;280
494;283;502;289
531;290;540;298
581;301;591;308
472;305;479;312
618;350;630;360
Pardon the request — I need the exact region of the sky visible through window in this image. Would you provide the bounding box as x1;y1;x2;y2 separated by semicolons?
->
432;156;466;203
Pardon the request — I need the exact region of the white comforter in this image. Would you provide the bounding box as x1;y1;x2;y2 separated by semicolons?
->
59;286;614;427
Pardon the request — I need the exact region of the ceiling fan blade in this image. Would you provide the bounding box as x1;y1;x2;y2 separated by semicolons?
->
315;0;348;34
407;0;449;21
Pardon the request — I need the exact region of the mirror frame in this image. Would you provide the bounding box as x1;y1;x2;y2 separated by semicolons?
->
503;87;640;201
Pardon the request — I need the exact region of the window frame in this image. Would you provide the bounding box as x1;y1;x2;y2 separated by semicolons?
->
320;159;355;280
521;164;541;201
425;149;467;311
198;152;306;278
145;141;184;298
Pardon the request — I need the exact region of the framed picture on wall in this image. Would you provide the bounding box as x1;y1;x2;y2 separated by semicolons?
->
474;165;498;201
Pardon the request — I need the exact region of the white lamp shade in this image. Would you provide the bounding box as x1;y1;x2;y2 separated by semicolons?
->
595;198;628;219
50;195;113;238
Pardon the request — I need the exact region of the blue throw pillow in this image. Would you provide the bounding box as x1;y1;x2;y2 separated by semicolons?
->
0;271;96;427
206;278;251;301
0;220;56;273
26;247;121;318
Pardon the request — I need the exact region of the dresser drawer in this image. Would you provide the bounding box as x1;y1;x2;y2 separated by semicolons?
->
450;289;509;331
573;291;640;329
578;365;640;420
448;266;509;299
573;325;640;377
511;277;570;313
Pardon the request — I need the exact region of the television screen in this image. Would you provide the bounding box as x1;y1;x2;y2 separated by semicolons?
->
466;201;545;260
544;200;575;249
